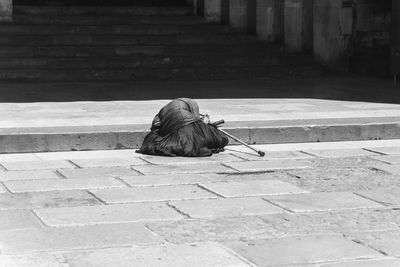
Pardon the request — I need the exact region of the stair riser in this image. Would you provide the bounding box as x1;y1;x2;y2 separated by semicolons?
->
11;15;205;25
0;25;235;35
0;67;321;81
14;6;193;16
0;35;255;46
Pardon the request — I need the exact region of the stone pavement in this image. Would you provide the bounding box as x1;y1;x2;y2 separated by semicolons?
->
2;140;400;266
2;96;400;153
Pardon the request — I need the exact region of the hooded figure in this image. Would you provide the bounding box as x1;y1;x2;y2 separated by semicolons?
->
136;98;228;157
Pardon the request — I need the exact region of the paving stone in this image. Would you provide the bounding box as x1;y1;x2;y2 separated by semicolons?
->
366;146;400;155
309;157;385;169
91;185;218;203
35;202;183;227
347;230;400;257
0;184;6;193
0;254;64;267
287;167;400;192
2;160;75;171
70;157;147;168
0;190;100;210
0;153;40;162
0;223;161;253
140;153;243;165
224;235;383;267
4;177;125;193
133;163;234;175
121;173;213;187
170;198;284;219
0;210;42;230
318;258;400;267
147;216;276;244
234;151;314;161
62;242;250;267
205;171;297;183
58;166;139;179
266;192;383;213
303;149;378;158
371;155;400;164
357;187;400;206
259;209;400;237
224;160;312;172
0;170;60;181
35;149;140;160
200;180;308;197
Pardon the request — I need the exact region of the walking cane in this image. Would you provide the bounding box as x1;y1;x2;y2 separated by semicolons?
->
212;120;265;157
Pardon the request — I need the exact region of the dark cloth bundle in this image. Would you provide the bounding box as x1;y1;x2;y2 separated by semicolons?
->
136;98;228;157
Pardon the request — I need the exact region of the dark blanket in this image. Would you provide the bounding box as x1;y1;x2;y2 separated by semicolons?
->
136;98;228;157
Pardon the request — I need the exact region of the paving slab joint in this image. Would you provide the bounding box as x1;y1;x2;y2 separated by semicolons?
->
345;235;389;257
166;202;191;219
86;191;108;205
196;184;226;198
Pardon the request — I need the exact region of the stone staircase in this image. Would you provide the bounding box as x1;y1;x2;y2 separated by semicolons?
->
0;2;319;83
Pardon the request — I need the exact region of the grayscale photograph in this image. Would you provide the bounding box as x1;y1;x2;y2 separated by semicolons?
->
0;0;399;266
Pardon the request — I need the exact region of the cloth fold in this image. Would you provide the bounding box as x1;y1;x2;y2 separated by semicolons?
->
136;98;228;157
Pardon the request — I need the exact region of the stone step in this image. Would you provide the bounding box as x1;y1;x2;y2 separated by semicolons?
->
0;24;237;35
14;0;188;6
0;34;256;46
10;15;205;25
0;44;283;57
0;54;315;69
14;5;194;16
1;116;399;153
0;65;320;81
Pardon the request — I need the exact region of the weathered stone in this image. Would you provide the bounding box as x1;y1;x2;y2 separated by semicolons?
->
0;190;101;209
367;147;400;155
224;235;383;266
170;198;284;218
287;167;400;192
304;149;378;158
70;157;147;168
200;180;308;197
121;173;213;187
0;170;60;181
133;163;234;175
266;192;383;212
357;187;400;206
372;155;400;164
259;209;400;237
235;151;313;161
4;177;125;193
0;223;161;253
0;184;6;193
147;216;276;244
35;202;182;226
224;160;311;172
58;166;139;179
318;258;400;267
2;160;75;171
374;164;400;175
0;254;64;267
91;185;218;203
0;210;42;230
0;153;40;162
309;157;386;169
139;153;242;165
347;230;400;257
62;242;250;267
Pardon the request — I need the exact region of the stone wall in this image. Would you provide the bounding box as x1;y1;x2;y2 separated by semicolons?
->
0;0;12;21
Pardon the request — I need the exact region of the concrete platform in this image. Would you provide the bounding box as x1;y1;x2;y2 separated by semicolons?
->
2;96;400;153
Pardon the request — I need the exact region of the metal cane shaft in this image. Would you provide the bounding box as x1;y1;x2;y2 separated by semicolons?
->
219;129;260;154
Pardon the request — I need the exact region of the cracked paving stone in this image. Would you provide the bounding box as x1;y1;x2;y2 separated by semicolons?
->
346;230;400;257
146;216;276;244
224;235;384;267
0;190;101;210
61;242;251;267
287;167;400;192
0;223;161;253
357;186;400;206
